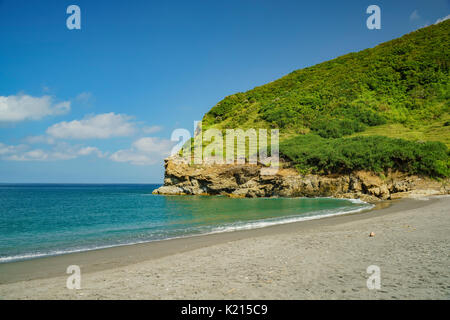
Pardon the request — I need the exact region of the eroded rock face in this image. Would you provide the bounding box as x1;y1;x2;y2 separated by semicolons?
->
152;157;449;202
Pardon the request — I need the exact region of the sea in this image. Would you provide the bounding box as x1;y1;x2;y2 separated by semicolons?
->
0;184;373;263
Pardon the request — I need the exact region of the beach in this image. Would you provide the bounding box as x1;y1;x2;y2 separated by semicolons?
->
0;196;449;300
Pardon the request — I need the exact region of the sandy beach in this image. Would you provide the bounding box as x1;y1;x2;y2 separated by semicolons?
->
0;196;449;300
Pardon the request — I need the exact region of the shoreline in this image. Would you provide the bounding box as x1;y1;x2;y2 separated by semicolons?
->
0;196;374;265
1;195;448;299
0;197;420;285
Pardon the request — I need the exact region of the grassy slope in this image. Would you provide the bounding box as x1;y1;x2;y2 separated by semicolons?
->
196;21;450;177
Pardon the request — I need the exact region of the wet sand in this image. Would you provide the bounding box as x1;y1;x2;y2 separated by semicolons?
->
0;196;448;299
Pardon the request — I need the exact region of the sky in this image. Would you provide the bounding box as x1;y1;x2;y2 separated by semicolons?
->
0;0;449;183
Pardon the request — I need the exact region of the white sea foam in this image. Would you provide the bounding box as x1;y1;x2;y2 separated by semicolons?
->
207;203;374;234
0;200;373;263
347;198;367;204
0;246;119;263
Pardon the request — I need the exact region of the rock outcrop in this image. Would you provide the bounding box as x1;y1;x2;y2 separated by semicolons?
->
153;156;449;202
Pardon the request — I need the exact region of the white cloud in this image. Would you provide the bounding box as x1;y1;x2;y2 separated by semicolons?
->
46;112;136;139
110;137;174;165
435;14;450;24
7;149;49;161
410;10;421;21
77;146;104;156
0;94;71;123
110;150;156;165
0;142;106;161
75;92;92;102
142;125;163;134
23;135;56;145
49;143;107;160
0;143;27;156
133;137;173;154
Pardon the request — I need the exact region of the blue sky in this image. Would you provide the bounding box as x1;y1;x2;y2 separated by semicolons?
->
0;0;449;183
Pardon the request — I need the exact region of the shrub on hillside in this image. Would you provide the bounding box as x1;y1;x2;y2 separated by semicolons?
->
310;118;366;138
280;135;449;177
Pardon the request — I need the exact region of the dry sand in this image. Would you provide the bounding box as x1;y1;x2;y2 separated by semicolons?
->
0;196;449;300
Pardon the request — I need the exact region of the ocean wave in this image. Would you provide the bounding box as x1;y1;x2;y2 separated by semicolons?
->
0;202;373;264
346;198;368;204
207;203;374;234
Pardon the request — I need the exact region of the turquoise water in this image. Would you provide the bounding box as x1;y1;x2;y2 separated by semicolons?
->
0;184;372;263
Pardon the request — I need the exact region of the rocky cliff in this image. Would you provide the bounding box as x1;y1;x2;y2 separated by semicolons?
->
153;157;449;202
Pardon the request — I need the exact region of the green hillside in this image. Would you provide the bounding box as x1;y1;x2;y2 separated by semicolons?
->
199;21;450;177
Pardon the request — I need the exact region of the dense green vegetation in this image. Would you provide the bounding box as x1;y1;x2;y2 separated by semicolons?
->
281;135;449;177
310;118;366;138
198;21;450;177
204;21;449;131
